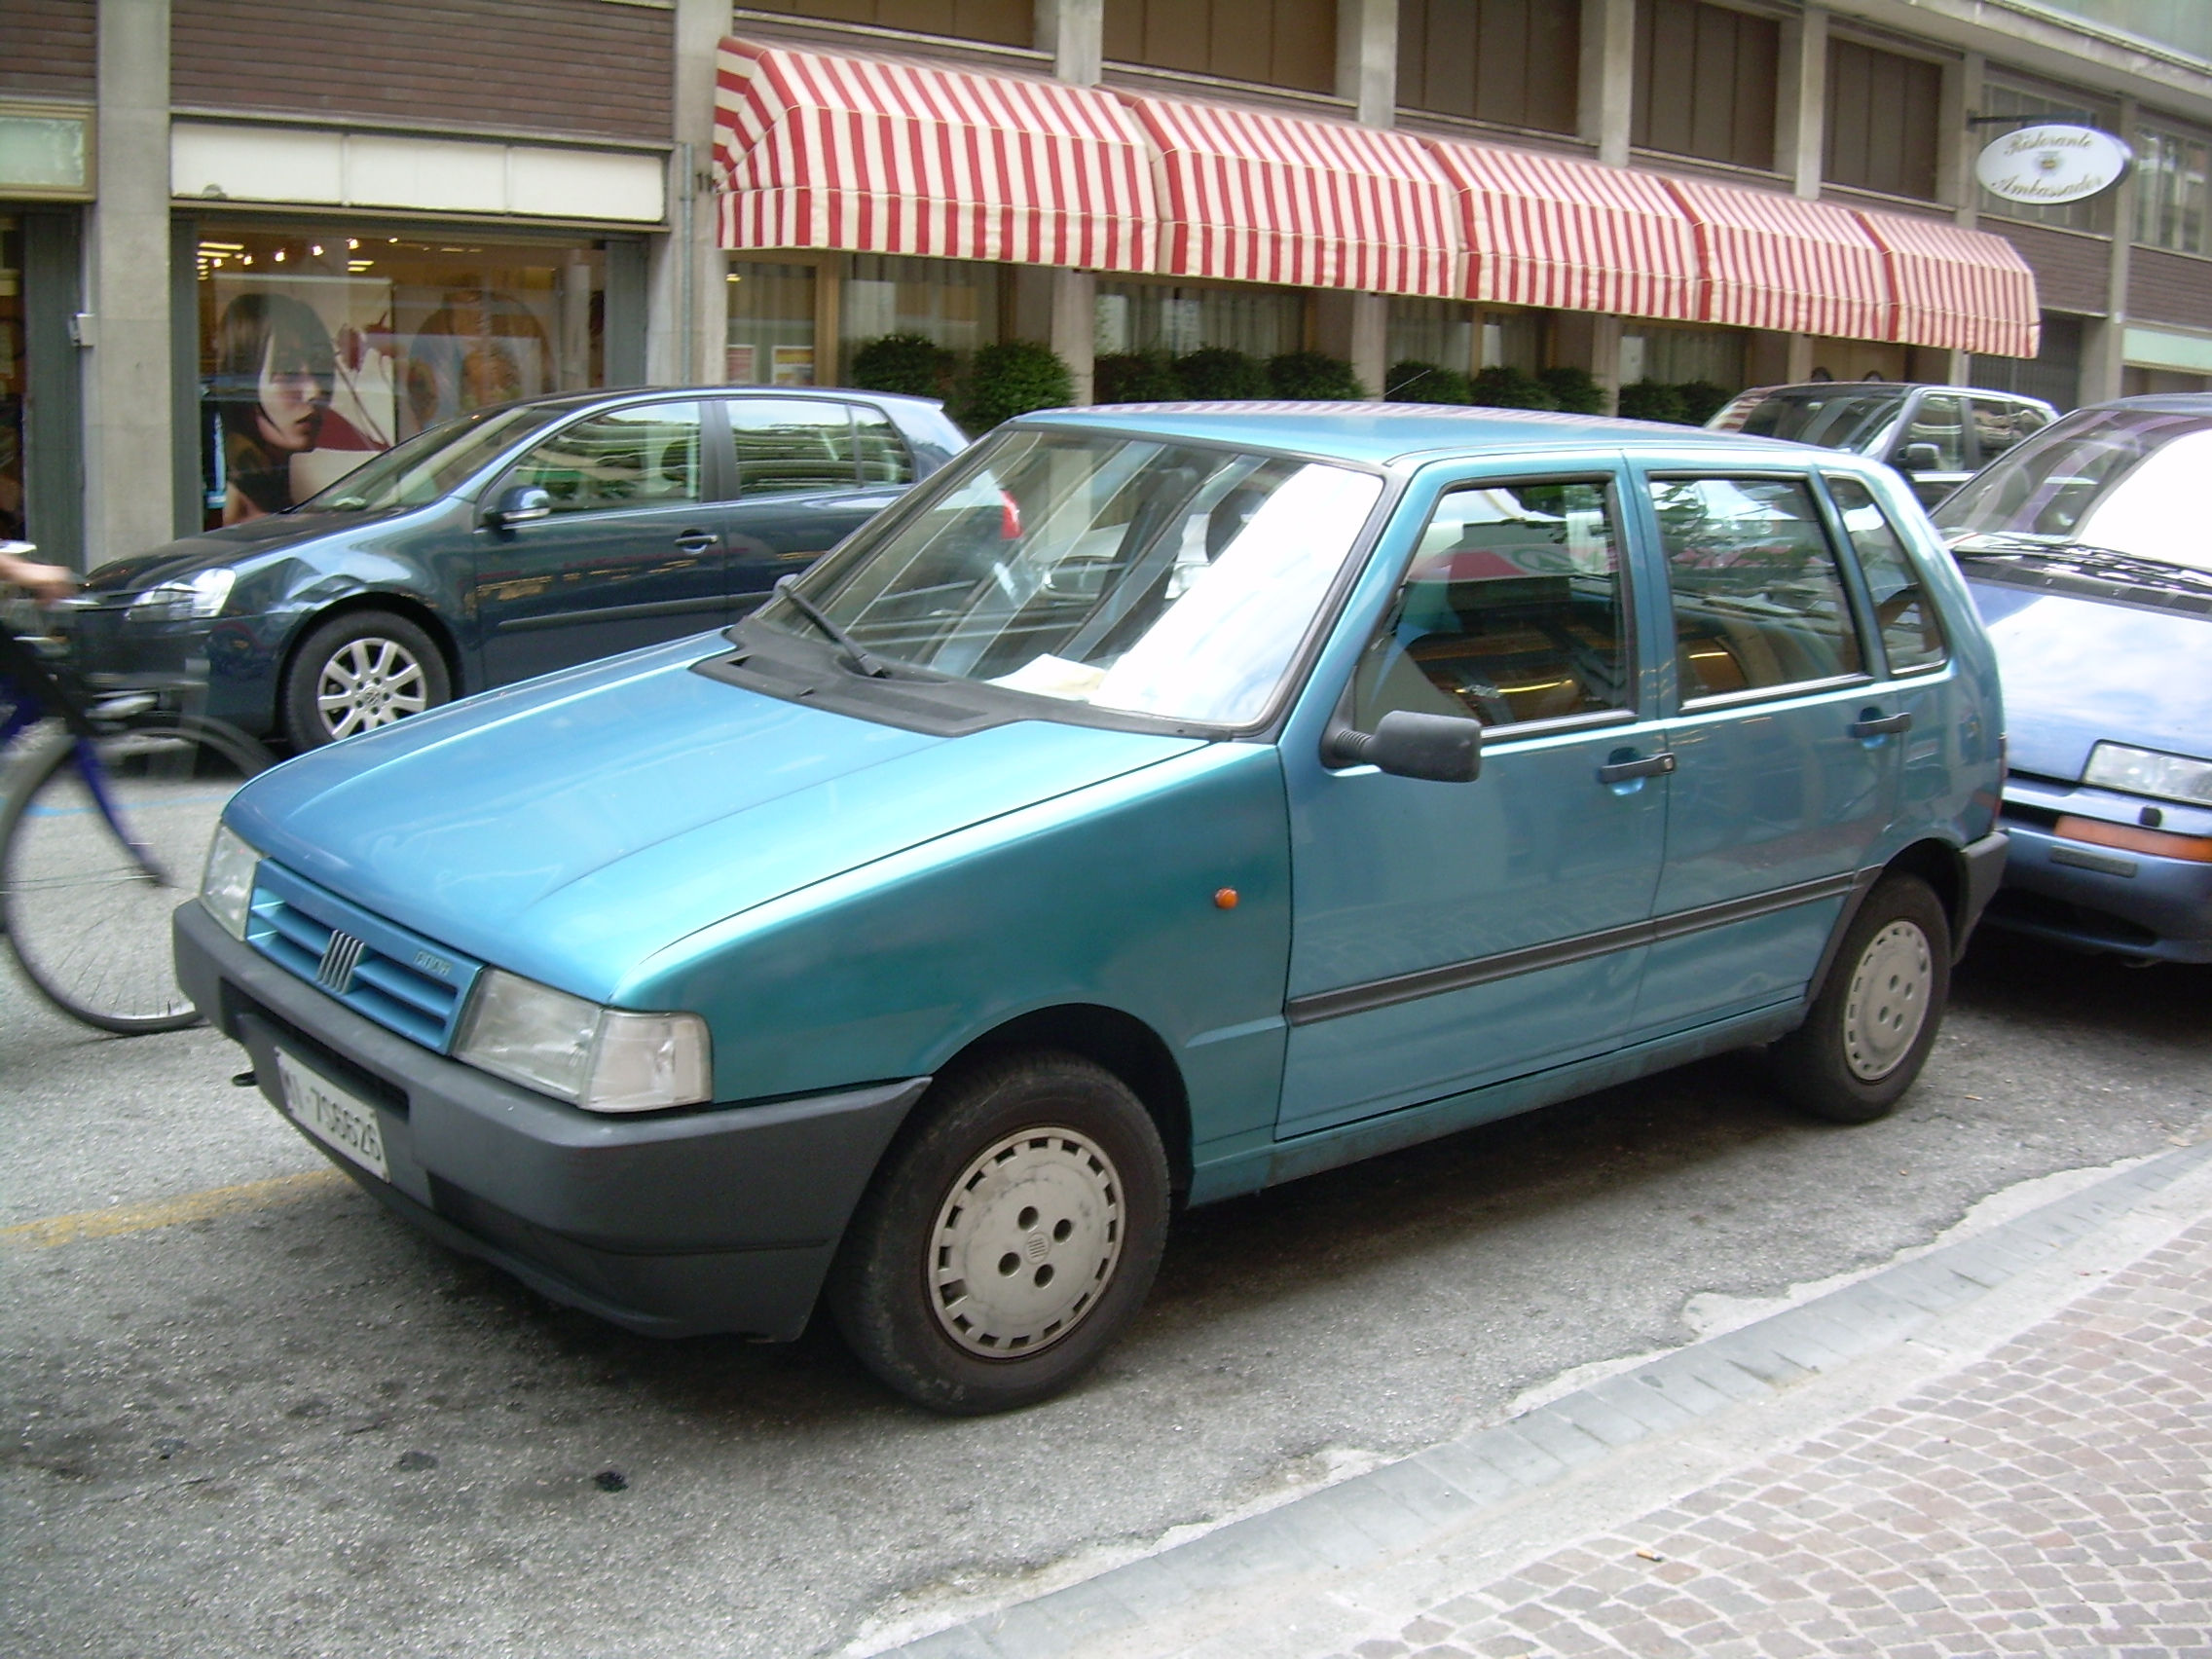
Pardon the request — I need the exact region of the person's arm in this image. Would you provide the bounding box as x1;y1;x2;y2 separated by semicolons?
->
0;549;78;602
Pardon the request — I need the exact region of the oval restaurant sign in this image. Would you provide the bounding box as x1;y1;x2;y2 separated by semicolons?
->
1976;125;2131;205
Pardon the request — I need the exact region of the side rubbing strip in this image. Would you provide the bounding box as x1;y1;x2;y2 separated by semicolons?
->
1285;871;1861;1027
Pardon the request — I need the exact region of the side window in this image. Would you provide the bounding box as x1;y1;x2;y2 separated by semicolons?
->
1898;392;1968;471
1649;476;1864;700
1825;475;1947;674
1971;397;2039;465
1350;480;1630;731
728;399;860;496
505;403;702;513
854;407;916;486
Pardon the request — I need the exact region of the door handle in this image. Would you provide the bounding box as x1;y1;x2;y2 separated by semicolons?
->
672;530;719;553
1596;751;1677;785
1849;710;1913;739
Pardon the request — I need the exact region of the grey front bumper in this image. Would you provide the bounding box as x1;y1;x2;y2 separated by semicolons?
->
175;900;926;1340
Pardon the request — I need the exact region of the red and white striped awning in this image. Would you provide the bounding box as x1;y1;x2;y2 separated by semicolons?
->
1853;208;2041;358
1427;139;1702;322
1122;95;1459;298
714;39;1157;272
1663;180;1890;342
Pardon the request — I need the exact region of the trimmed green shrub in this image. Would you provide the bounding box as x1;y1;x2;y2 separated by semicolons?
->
1092;350;1185;404
1267;351;1366;400
1616;378;1690;424
847;333;956;399
957;340;1075;431
1385;359;1475;404
1675;380;1733;426
1174;347;1270;400
1536;365;1606;415
1467;365;1558;410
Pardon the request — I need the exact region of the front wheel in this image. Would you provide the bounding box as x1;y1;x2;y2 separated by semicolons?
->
281;610;451;750
1772;873;1951;1124
828;1051;1170;1414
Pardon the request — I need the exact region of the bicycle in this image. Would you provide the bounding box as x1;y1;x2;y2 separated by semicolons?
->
1;546;275;1033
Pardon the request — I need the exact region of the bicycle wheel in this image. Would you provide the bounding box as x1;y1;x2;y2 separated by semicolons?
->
0;719;272;1034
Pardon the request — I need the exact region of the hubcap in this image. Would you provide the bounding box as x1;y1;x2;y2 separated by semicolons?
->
1842;919;1933;1081
316;638;429;740
929;1128;1124;1359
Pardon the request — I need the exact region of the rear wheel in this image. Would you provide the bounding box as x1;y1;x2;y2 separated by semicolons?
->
0;719;272;1033
281;610;451;750
1772;873;1950;1124
828;1051;1170;1414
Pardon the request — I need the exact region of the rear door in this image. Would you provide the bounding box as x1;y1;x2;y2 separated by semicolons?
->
1629;470;1899;1036
473;399;730;684
723;398;912;613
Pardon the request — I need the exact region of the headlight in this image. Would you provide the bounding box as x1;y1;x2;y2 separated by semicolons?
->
454;969;712;1114
2083;742;2212;808
199;823;261;940
129;568;236;622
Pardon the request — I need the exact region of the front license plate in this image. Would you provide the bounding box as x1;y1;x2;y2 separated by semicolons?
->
276;1051;389;1181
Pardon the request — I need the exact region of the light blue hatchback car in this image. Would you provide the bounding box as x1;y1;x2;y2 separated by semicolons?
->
177;405;2008;1412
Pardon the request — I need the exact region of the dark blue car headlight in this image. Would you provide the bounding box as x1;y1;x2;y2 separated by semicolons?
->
129;568;236;622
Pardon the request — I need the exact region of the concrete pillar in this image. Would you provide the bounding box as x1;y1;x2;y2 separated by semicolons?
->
1049;270;1096;403
85;0;173;567
1777;6;1827;198
1580;0;1634;168
1314;291;1387;399
648;0;730;386
1940;54;1978;222
1337;0;1397;128
1787;333;1817;382
1552;311;1623;410
1038;0;1103;85
2083;95;2139;406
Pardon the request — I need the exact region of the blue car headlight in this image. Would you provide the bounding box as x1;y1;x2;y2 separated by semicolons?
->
129;568;236;622
199;823;261;940
454;969;712;1114
2083;742;2212;809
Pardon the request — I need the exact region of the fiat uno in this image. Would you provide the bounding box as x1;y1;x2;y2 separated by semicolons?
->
177;406;2007;1413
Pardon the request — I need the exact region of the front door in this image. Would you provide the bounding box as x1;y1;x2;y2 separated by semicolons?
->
1278;474;1671;1138
474;399;730;684
1630;471;1899;1035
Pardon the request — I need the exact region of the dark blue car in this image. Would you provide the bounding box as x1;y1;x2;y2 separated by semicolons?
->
71;387;968;747
1935;394;2212;964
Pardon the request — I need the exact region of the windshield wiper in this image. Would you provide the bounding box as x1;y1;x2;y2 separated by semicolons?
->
771;574;893;678
1954;535;2212;594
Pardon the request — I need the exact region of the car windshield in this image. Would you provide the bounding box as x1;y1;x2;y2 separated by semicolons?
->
294;402;573;513
1934;409;2212;573
1709;387;1908;451
768;428;1384;726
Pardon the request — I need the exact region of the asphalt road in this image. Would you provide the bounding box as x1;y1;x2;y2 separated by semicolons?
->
4;927;2207;1659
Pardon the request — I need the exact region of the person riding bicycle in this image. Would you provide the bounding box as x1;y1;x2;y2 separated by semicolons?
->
0;548;77;603
1;545;89;737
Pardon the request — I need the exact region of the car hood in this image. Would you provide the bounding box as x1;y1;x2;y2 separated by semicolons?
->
226;638;1205;1001
87;515;376;592
1967;575;2212;781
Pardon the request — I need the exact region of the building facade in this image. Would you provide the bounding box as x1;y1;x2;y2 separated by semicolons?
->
3;0;2208;570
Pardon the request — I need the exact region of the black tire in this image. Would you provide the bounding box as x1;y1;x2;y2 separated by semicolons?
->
828;1051;1170;1415
281;610;451;750
0;718;272;1034
1772;874;1951;1124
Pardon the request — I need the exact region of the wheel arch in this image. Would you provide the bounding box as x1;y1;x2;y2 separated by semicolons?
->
274;593;465;725
934;1003;1194;1201
1884;836;1967;958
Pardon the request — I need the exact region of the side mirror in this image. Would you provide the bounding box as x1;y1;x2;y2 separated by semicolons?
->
486;485;553;528
1325;711;1483;783
1899;442;1942;474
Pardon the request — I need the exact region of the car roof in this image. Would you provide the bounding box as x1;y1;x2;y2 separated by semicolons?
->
2083;392;2212;416
1016;402;1828;468
467;384;952;419
1731;382;2047;402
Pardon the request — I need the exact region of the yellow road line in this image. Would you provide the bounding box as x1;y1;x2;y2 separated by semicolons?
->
0;1168;350;1248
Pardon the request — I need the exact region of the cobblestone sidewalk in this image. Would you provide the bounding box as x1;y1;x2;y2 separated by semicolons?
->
1325;1214;2212;1659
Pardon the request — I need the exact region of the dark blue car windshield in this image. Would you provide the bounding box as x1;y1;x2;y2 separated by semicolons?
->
295;403;571;513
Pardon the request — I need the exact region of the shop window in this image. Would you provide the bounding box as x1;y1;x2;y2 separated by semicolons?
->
842;255;1002;361
736;0;1031;48
1104;0;1335;95
1977;79;2114;235
2135;124;2210;257
1633;0;1778;172
195;225;608;527
1389;298;1476;375
1618;323;1747;388
727;261;819;387
1972;313;2083;413
1825;40;1941;202
1093;280;1305;358
1480;311;1544;373
1397;0;1578;135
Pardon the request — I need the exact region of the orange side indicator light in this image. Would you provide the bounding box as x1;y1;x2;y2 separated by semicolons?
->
2055;815;2212;864
1213;887;1239;909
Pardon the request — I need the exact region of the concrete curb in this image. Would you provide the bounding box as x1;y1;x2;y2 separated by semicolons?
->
881;1137;2212;1659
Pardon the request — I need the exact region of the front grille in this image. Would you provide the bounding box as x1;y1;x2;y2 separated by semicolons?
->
246;862;484;1052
